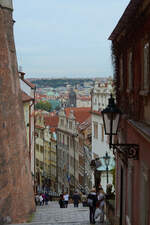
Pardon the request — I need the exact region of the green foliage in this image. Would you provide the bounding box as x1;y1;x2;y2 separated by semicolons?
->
27;212;35;223
31;78;93;88
35;101;52;112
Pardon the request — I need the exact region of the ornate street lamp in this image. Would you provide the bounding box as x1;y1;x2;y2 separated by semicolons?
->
103;152;110;184
101;94;139;161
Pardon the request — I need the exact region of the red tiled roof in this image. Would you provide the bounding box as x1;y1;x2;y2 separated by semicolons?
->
65;107;91;124
50;127;56;132
23;79;36;89
44;114;59;128
78;116;91;131
90;110;101;116
21;91;33;102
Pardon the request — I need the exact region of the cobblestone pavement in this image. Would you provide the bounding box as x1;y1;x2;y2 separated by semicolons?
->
12;201;107;225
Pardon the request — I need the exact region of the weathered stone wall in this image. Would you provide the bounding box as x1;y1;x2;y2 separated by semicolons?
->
0;2;35;224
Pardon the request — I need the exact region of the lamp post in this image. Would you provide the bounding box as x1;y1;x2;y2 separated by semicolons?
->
103;152;110;184
101;94;139;161
90;158;101;192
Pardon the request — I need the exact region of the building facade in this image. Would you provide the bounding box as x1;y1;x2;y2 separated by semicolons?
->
35;111;51;193
57;107;91;194
19;72;36;187
109;1;150;224
78;117;92;194
91;79;114;191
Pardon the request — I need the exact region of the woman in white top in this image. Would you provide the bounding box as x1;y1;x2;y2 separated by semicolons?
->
39;194;43;206
63;192;69;208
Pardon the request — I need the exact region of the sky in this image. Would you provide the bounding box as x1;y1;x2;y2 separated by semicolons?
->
13;0;130;78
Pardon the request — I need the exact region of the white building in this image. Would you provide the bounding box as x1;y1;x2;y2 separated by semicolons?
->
19;72;36;186
91;78;115;191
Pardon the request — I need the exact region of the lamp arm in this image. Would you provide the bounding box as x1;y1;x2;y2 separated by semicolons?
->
111;143;139;162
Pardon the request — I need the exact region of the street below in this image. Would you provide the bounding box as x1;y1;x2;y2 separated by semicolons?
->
11;201;106;225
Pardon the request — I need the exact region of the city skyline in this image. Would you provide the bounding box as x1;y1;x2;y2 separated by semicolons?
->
13;0;130;78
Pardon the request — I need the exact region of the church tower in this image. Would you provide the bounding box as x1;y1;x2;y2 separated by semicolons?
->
68;87;76;107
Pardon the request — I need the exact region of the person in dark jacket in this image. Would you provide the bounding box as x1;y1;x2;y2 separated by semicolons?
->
72;191;81;207
87;188;98;225
58;193;65;208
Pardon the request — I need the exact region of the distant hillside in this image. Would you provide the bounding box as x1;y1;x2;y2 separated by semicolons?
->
28;78;94;88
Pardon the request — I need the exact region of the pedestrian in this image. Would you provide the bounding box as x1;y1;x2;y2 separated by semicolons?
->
42;193;46;205
35;193;40;206
58;193;65;208
87;188;98;225
39;193;43;206
97;187;105;223
81;192;87;207
72;191;81;207
45;192;49;205
63;192;69;208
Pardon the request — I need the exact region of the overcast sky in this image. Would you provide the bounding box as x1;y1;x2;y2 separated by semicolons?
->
13;0;130;78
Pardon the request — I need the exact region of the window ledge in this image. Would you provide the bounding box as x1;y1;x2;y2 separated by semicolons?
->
139;90;150;96
128;119;150;140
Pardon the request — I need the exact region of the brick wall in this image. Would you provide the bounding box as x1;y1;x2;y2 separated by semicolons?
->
0;5;35;224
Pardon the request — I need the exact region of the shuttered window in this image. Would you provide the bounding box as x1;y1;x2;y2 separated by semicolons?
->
143;42;150;90
128;51;133;90
120;56;123;90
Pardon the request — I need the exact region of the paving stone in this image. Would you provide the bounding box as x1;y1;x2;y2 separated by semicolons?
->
12;201;107;225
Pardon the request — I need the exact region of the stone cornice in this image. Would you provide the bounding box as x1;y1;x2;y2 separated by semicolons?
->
127;119;150;143
0;0;13;10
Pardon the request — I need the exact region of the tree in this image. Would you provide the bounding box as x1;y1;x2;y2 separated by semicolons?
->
35;101;52;112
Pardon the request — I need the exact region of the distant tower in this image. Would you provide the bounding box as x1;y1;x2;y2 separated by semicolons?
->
69;88;76;107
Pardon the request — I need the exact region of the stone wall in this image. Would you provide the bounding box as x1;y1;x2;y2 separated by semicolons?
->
0;3;35;224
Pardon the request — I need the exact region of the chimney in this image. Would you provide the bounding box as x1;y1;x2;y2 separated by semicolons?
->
18;66;25;79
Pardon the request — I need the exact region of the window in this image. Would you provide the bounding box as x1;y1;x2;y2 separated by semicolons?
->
60;119;64;127
36;144;39;151
128;51;133;90
120;56;123;90
69;121;72;129
70;137;73;148
36;159;39;167
143;42;149;90
101;124;104;142
93;122;98;139
67;136;69;147
40;145;44;153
